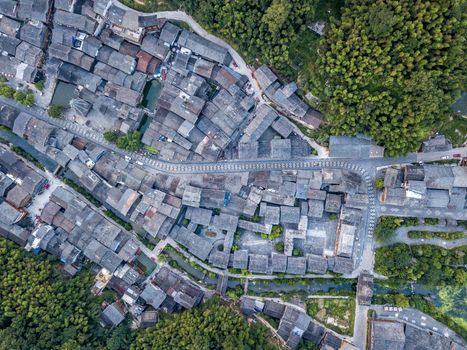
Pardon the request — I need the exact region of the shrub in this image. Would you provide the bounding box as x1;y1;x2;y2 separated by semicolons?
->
292;247;303;257
0;83;15;98
116;131;141;151
103;130;119;142
374;177;384;189
35;80;45;91
424;218;439;225
48;105;63;118
275;241;284;253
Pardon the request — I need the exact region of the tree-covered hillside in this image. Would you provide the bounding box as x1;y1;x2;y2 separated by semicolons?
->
0;237;277;350
0;238;97;349
193;0;314;74
310;0;466;155
132;298;277;350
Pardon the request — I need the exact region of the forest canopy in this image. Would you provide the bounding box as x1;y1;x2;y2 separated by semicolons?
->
375;243;467;286
132;298;277;350
0;238;276;350
192;0;313;73
309;0;466;156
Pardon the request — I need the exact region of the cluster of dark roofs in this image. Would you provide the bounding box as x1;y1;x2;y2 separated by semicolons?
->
254;64;323;129
370;318;466;350
0;0;257;161
0;147;47;211
238;104;310;160
141;37;254;162
0;0;51;81
240;298;357;350
382;163;467;210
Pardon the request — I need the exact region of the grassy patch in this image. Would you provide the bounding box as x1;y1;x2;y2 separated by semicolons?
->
163;245;216;279
306;298;355;336
62;177;102;207
424;217;439;225
407;231;465;240
291;30;322;84
436;112;467;147
144;145;160;154
287;118;331;147
260;313;280;329
104;209;133;231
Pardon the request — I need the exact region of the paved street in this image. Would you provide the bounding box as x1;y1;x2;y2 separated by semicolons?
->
378;204;467;220
371;305;466;346
353;304;369;350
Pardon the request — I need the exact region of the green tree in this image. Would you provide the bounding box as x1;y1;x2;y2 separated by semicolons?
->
193;0;313;71
104;130;119;143
310;0;466;156
0;83;15;98
116;131;141;151
275;241;284;253
35;80;45;91
292;247;303;257
0;238;107;349
132;298;277;350
48;105;64;118
23;93;35;107
262;0;293;35
374;177;384;189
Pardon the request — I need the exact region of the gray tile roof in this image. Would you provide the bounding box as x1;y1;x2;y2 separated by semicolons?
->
0;201;22;225
254;64;277;90
0;0;17;18
101;302;125;326
325;193;342;213
49;42;95;71
271;116;294;138
185;206;212;226
271;252;287;273
209;250;229;269
280;206;300;224
15;41;44;66
141;34;169;60
286;257;307;275
140;283;167;309
0;35;21;56
371;320;405;350
58;62;102;92
177;30;232;65
173;225;213;261
263;300;285;319
54;10;97;34
306;254;327;274
248;254;270;274
271;138;291;159
233;249;249;269
0;15;20;36
160;21;180;45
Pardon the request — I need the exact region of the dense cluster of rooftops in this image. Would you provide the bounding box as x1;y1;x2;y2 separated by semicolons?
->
1;0;466;348
0;0;323;162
